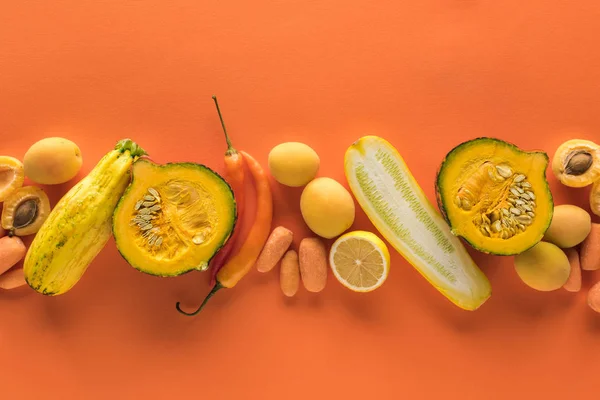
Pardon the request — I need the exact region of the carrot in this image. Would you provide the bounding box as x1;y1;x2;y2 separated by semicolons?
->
280;249;300;297
562;248;581;292
580;223;600;271
0;268;26;289
0;236;26;275
299;237;328;293
176;150;273;315
207;95;246;286
587;280;600;313
256;226;293;273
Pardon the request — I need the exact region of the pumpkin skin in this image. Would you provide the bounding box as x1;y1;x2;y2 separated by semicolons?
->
435;138;554;256
113;159;236;276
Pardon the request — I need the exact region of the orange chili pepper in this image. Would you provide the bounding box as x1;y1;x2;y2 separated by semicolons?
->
208;96;246;286
176;151;273;315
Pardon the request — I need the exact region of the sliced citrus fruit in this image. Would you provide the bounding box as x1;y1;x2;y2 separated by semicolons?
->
329;230;390;292
0;156;25;202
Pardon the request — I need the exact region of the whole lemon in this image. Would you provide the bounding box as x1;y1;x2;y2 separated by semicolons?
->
300;177;355;239
268;142;320;187
24;137;83;185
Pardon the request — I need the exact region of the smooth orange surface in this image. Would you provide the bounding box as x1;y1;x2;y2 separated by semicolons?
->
2;1;600;399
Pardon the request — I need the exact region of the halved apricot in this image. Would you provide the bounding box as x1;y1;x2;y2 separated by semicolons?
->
1;186;51;236
0;156;25;202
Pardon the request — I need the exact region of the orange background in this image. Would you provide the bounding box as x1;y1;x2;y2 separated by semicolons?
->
2;1;600;399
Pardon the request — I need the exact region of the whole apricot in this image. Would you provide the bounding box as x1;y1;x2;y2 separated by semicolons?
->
300;177;355;239
24;137;83;185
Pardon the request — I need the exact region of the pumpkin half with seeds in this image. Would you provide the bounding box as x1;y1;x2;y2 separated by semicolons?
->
113;159;236;276
436;138;554;255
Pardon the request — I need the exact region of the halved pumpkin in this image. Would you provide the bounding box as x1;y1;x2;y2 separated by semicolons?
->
436;138;553;255
113;159;236;276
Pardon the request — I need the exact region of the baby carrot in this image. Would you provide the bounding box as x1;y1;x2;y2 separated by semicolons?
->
0;236;26;275
280;249;300;297
562;248;581;292
0;268;26;290
580;223;600;271
176;150;273;315
299;237;328;293
256;226;293;273
587;281;600;313
208;95;246;287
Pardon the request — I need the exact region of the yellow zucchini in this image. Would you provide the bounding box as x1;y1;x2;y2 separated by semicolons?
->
24;139;147;295
344;136;491;310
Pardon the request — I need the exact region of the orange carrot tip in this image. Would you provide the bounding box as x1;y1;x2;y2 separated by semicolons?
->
587;281;600;313
580;223;600;271
562;248;582;293
0;268;27;290
255;226;294;273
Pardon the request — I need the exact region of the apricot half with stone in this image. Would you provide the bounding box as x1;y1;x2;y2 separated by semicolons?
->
1;186;51;236
0;156;25;202
552;139;600;188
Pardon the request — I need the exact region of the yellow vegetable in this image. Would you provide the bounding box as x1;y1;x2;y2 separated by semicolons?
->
24;139;146;295
345;136;491;310
268;142;320;187
300;177;355;239
24;137;83;185
436;137;553;255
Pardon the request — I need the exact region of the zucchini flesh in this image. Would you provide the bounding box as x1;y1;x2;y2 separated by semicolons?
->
344;136;491;310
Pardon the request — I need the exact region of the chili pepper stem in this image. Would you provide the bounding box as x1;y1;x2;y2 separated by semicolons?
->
176;282;224;316
212;95;237;156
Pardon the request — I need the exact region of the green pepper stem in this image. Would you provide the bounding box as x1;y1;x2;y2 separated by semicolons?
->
175;282;223;316
212;95;237;156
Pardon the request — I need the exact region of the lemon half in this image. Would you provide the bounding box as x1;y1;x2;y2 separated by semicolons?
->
329;230;390;292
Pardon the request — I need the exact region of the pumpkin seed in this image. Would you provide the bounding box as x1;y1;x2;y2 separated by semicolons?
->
148;188;161;202
141;224;153;231
148;235;157;245
496;165;513;178
502;208;510;217
150;204;161;212
491;220;502;233
516;215;532;225
135;200;143;210
520;192;530;200
510;207;522;216
521;182;532;188
142;201;156;207
514;174;526;183
155;237;163;246
144;195;155;201
510;188;520;197
527;211;535;218
526;191;535;200
516;186;524;194
515;199;525;206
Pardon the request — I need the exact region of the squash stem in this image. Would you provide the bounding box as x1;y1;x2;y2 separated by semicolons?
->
176;282;223;316
212;95;237;156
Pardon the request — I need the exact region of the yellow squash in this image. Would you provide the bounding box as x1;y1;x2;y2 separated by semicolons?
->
24;139;147;295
